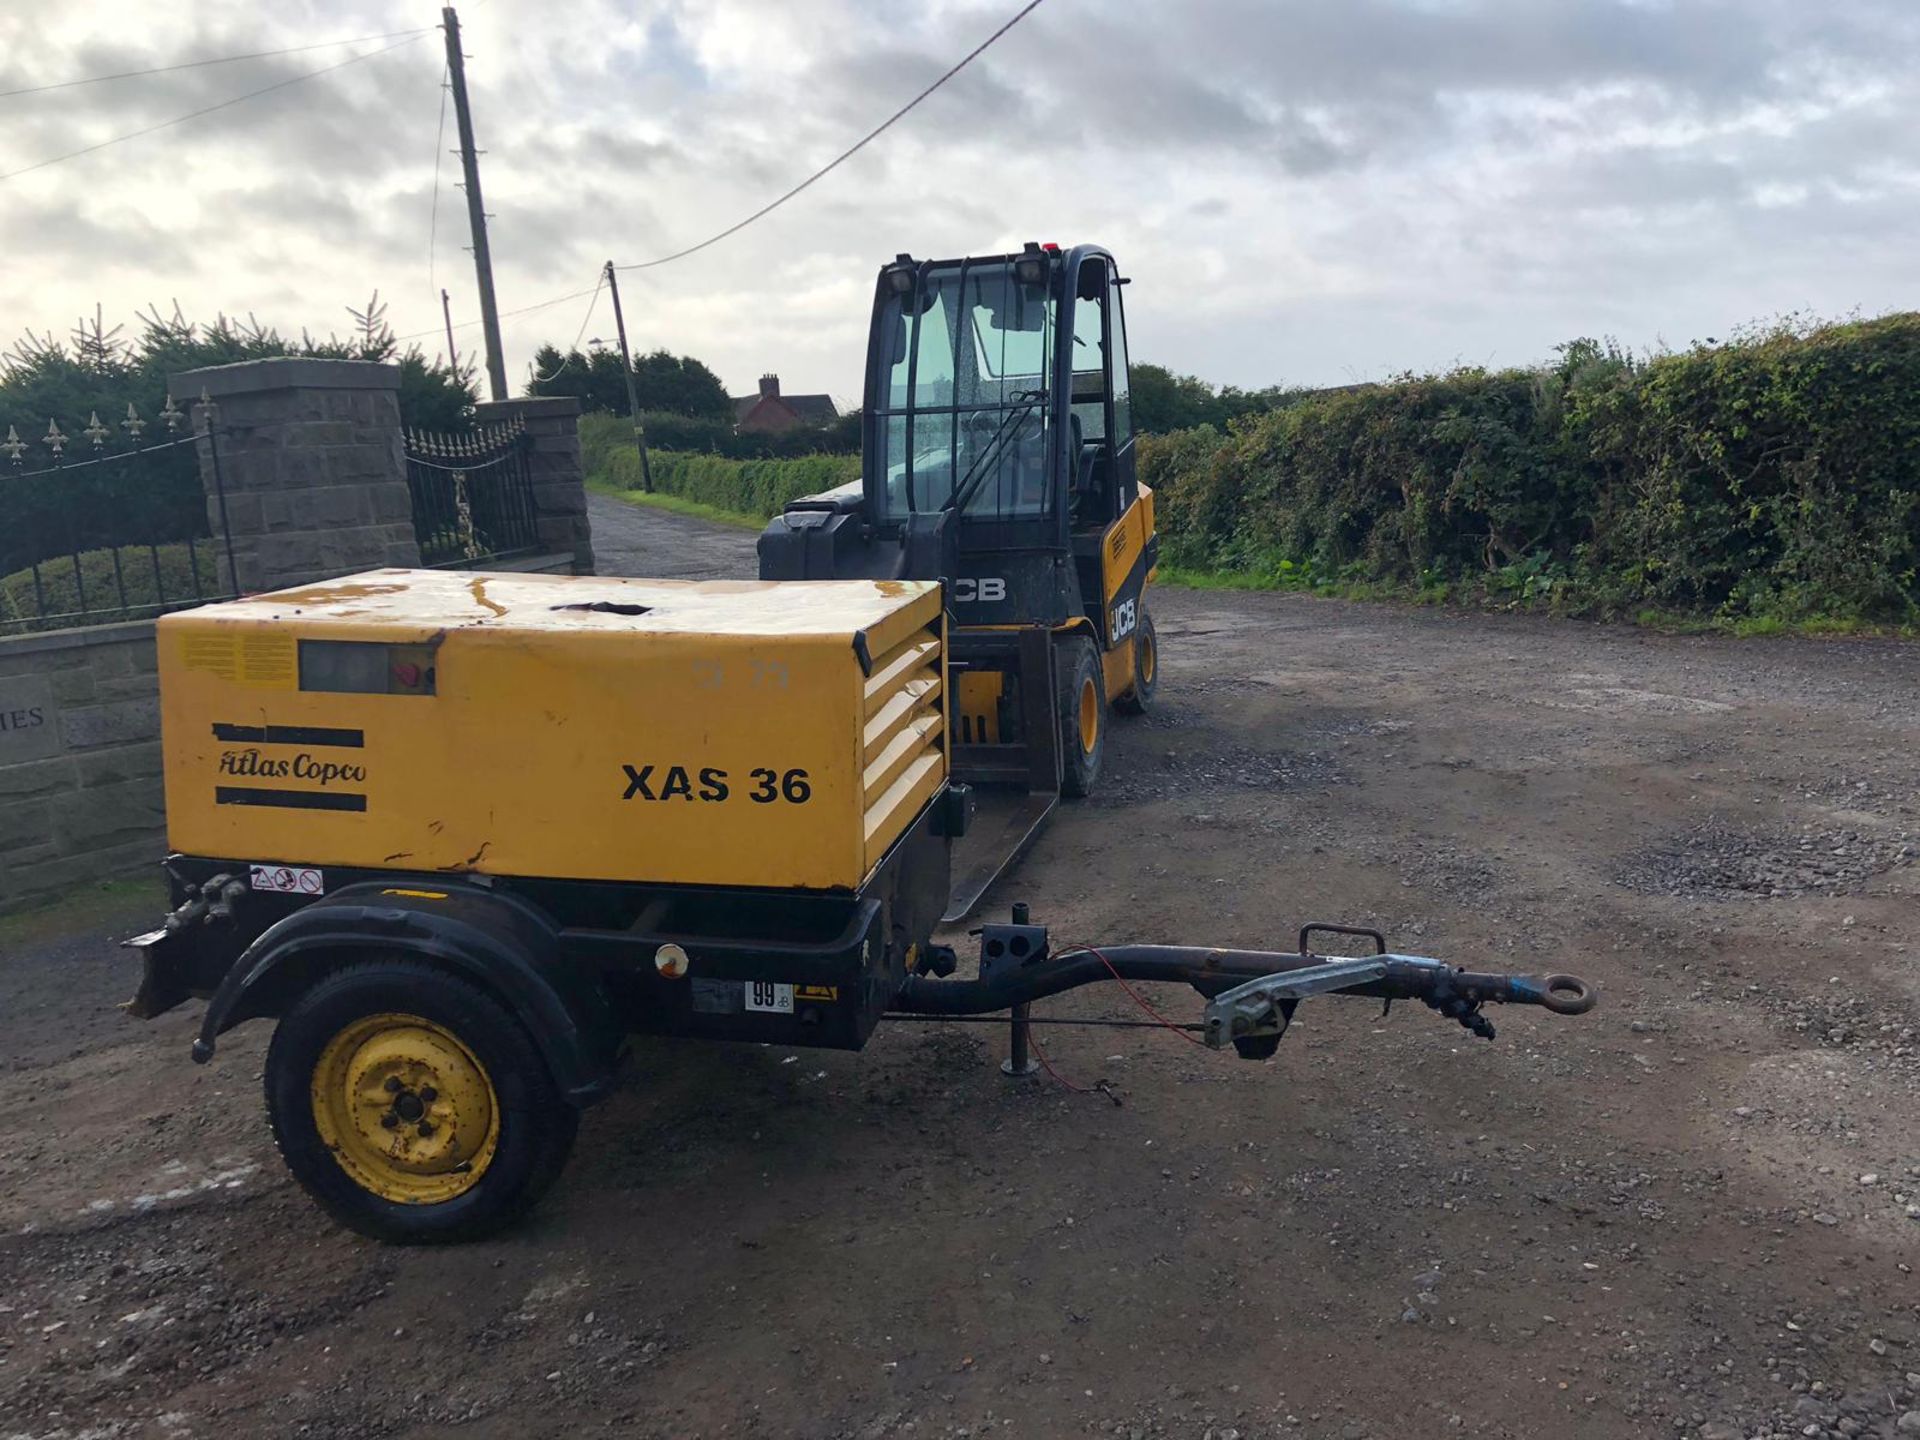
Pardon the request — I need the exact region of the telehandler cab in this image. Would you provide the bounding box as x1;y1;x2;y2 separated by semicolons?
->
127;568;1595;1243
760;243;1157;920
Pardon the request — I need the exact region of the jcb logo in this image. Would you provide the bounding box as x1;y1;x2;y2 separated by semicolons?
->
953;577;1006;603
1110;598;1137;640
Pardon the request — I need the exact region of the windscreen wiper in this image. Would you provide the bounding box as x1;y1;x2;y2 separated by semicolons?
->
941;389;1047;516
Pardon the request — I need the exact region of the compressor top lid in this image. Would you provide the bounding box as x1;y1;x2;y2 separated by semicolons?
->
173;568;941;639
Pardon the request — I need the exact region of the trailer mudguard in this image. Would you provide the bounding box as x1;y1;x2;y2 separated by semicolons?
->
190;882;623;1105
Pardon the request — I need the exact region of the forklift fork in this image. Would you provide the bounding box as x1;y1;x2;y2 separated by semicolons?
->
943;626;1062;923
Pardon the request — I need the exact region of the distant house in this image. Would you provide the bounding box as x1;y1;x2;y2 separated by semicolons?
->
732;374;838;434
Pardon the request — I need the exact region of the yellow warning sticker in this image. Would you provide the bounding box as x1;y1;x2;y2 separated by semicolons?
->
181;630;296;688
795;985;839;1003
240;633;296;686
181;633;237;680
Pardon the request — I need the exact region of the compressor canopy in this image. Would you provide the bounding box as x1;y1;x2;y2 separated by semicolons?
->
157;569;947;893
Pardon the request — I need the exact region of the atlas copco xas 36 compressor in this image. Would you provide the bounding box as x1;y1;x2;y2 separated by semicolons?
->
126;568;1595;1242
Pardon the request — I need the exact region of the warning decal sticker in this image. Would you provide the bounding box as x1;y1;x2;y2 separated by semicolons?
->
249;864;324;895
181;631;296;688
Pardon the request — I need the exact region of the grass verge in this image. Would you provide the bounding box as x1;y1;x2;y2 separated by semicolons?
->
0;875;164;946
1160;564;1914;639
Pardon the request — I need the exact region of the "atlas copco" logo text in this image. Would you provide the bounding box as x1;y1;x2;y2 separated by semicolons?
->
218;748;366;788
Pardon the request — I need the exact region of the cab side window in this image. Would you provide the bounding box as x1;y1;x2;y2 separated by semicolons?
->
1109;280;1133;451
1070;264;1106;445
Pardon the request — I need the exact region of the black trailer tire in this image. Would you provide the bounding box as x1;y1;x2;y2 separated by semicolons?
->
1114;606;1159;716
1058;635;1106;798
265;958;579;1244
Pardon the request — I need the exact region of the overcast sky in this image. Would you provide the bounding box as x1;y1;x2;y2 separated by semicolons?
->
2;0;1916;405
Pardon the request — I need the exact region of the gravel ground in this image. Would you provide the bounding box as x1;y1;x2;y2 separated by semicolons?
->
2;502;1917;1440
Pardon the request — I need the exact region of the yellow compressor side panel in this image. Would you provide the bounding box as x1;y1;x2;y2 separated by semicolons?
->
157;570;945;893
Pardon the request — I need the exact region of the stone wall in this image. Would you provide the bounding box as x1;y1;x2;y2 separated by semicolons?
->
176;357;420;595
0;621;163;912
473;395;593;574
0;362;596;913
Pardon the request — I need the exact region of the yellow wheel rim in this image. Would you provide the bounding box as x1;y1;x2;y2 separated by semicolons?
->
1138;627;1156;685
1077;674;1100;754
310;1012;500;1205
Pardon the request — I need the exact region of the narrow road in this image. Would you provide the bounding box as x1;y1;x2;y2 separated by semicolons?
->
588;492;758;579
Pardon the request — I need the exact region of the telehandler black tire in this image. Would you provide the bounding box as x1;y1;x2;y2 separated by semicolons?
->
1114;606;1158;715
265;957;578;1244
1058;635;1106;798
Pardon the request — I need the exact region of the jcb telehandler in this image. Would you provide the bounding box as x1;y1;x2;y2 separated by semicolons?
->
760;243;1157;919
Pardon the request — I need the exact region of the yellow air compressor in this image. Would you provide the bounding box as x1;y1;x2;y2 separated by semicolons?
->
128;568;1594;1242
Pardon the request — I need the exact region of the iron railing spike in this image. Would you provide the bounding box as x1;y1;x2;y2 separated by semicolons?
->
4;389;242;627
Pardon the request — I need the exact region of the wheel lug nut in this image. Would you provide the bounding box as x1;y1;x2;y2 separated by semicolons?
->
417;1120;436;1138
380;1112;399;1129
384;1076;402;1093
419;1086;437;1104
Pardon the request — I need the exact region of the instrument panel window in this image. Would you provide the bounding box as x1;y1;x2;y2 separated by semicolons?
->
298;640;437;695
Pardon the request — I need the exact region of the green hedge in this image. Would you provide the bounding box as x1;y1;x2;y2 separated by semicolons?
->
584;416;858;521
1140;316;1920;622
578;409;860;464
0;539;223;633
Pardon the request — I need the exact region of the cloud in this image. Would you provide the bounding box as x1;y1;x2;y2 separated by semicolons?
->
0;195;191;276
0;0;1916;402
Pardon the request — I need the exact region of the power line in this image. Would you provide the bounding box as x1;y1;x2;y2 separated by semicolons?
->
528;274;604;383
571;274;605;351
410;0;1047;351
394;283;602;344
0;30;432;184
614;0;1048;272
428;60;450;308
0;27;435;101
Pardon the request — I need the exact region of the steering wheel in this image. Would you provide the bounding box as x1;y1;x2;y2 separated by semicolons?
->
963;409;1042;445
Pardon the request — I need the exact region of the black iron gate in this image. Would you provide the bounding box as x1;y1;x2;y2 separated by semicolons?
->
0;395;237;635
402;419;539;567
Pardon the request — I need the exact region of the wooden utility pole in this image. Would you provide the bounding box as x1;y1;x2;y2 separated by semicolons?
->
603;261;654;492
440;288;458;372
442;7;507;401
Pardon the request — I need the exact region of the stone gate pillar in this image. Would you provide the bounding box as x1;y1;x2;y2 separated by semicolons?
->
171;357;420;594
471;395;594;574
